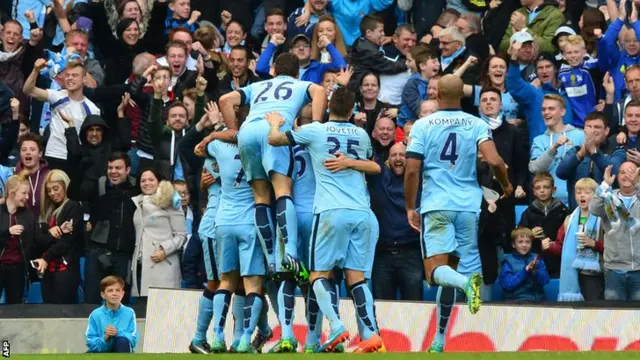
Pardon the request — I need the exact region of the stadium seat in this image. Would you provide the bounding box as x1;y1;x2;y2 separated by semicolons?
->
181;280;187;288
491;282;504;301
514;205;527;226
79;256;86;284
0;290;5;304
77;286;85;304
544;278;560;302
422;281;438;301
26;282;43;304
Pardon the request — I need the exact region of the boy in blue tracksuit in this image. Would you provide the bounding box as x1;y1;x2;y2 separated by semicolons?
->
398;46;440;126
500;228;550;302
256;34;346;84
596;15;640;102
558;35;602;128
86;276;139;353
506;49;574;145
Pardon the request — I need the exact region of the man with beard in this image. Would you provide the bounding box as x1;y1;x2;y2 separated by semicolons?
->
216;46;263;100
23;60;101;178
557;111;626;210
372;116;395;163
14;133;49;219
369;142;423;301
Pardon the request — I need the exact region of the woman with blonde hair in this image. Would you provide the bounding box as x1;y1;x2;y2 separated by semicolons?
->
311;15;347;63
131;168;186;300
0;172;38;304
32;170;83;304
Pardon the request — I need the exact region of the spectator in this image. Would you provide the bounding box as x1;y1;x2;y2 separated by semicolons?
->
579;7;607;58
0;173;38;304
288;0;329;39
84;152;138;305
157;28;199;72
558;35;602;128
606;65;640;134
23;60;101;177
86;276;139;353
221;19;259;55
354;72;395;136
320;0;394;47
398;46;440;126
470;55;521;123
378;24;416;106
590;162;640;301
15;133;49;219
610;100;640;155
32;169;83;304
348;14;408;89
499;0;565;54
165;0;201;35
519;172;569;277
418;99;439;117
369;142;423;301
529;94;584;206
438;27;480;85
455;13;490;66
509;31;538;83
507;46;574;143
0;97;20;166
499;227;550;301
478;87;529;232
557;111;625;209
371;116;395;163
193;25;227;79
482;0;522;52
173;180;196;253
259;8;288;64
310;15;348;64
543;177;604;301
131;168;186;299
597;0;640;102
63;30;105;88
216;46;262;100
553;24;577;64
4;109;28;167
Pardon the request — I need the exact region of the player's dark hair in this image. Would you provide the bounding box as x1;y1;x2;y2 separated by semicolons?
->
273;53;299;78
359;14;383;37
584;111;609;128
479;87;502;102
108;151;131;168
330;87;356;118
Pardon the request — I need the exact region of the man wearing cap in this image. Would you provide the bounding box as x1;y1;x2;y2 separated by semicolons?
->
509;30;538;82
257;33;346;84
506;40;573;143
499;0;565;54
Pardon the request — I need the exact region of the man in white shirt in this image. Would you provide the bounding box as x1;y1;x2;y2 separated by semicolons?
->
23;58;100;174
378;25;416;106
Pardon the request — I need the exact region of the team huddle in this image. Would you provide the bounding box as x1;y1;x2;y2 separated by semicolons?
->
187;53;512;354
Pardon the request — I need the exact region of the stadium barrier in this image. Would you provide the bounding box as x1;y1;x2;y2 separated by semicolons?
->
144;288;640;353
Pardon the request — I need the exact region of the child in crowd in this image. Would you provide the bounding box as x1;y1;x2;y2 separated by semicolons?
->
558;35;602;128
398;45;440;126
165;0;200;34
499;228;550;301
86;276;139;353
519;172;569;278
543;178;604;301
419;99;439;118
552;24;577;65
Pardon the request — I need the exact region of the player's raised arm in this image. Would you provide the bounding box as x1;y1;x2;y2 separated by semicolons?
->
266;112;290;146
219;91;242;130
324;152;382;175
308;84;327;121
479;140;513;198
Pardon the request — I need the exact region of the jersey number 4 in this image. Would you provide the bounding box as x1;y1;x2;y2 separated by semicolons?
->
254;81;294;104
439;133;458;167
327;137;361;159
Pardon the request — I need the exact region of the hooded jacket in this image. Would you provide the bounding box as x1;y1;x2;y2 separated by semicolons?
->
15;160;50;219
398;73;428;127
518;198;569;277
500;252;550;301
347;37;407;90
597;18;640;102
499;0;566;54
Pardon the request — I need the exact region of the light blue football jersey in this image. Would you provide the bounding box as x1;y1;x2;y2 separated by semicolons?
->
292;145;316;214
198;158;222;238
207;140;255;226
239;75;313;129
288;121;372;214
406;110;492;214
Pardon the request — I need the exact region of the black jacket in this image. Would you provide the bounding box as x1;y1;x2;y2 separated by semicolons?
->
466;33;490;67
88;176;138;255
0;205;38;273
36;200;84;269
347;37;408;89
482;0;521;52
440;47;481;85
214;71;263;101
518;198;568;278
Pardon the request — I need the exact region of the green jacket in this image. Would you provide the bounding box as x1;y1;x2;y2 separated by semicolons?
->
499;0;565;54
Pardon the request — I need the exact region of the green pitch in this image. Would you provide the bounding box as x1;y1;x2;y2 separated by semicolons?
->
8;353;640;360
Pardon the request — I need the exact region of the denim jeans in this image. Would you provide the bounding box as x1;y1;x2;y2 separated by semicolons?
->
371;245;424;301
604;269;640;301
84;249;132;304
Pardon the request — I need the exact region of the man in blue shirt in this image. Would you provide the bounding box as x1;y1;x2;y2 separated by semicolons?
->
265;86;384;353
404;74;512;353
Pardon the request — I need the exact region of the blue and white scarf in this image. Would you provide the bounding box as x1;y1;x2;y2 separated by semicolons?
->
558;208;601;301
441;46;466;71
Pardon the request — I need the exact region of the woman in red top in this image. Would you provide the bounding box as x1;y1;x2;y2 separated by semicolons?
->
0;173;38;304
32;170;83;304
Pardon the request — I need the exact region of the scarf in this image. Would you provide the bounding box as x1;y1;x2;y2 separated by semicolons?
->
558;208;601;301
600;184;640;235
480;114;503;130
441;46;466;71
0;47;21;62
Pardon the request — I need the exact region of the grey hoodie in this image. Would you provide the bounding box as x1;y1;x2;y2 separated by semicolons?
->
589;183;640;272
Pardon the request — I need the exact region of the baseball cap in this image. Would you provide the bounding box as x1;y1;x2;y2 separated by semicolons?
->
535;52;558;68
291;34;311;45
510;30;534;44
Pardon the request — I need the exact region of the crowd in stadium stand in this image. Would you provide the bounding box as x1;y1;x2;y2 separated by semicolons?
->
1;0;640;315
